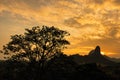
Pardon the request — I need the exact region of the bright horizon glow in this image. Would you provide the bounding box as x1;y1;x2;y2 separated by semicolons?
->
101;52;105;55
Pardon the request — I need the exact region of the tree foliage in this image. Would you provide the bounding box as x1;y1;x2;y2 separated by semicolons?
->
2;26;70;62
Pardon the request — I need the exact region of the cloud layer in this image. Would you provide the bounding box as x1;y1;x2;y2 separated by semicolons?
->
0;0;120;57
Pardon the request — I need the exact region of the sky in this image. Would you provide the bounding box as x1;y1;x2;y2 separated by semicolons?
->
0;0;120;58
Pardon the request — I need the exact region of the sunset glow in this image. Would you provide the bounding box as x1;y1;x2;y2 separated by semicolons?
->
0;0;120;58
101;52;105;55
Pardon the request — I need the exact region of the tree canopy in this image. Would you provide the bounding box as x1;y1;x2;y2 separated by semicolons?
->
2;26;70;62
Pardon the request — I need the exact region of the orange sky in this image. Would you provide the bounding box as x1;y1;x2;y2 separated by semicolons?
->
0;0;120;58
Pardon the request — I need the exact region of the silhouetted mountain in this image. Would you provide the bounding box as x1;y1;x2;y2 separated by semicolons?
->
104;55;120;63
0;53;120;80
89;46;101;56
70;46;116;66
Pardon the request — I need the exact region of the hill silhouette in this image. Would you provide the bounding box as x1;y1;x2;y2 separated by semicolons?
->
0;53;120;80
70;46;116;66
1;26;120;80
0;46;120;80
104;55;120;63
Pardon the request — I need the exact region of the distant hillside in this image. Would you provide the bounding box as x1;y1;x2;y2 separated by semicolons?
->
70;46;117;66
104;55;120;63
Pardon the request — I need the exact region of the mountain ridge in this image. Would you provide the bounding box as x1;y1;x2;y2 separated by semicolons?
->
70;46;117;66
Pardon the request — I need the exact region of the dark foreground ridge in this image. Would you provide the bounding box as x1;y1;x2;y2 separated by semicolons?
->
71;46;116;65
0;46;120;80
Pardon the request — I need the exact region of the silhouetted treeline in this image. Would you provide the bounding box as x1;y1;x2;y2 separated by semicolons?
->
0;54;120;80
1;26;120;80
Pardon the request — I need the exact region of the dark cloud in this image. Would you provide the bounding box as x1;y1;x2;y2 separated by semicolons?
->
108;27;119;38
0;11;18;25
82;23;99;28
102;21;119;27
0;0;63;15
83;7;95;14
94;0;104;4
64;18;81;28
0;10;30;25
113;0;120;5
89;0;104;4
102;9;120;20
0;0;54;9
99;9;120;39
21;0;58;10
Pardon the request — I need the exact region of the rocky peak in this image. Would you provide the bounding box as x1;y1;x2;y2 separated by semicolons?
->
94;46;101;55
89;46;101;56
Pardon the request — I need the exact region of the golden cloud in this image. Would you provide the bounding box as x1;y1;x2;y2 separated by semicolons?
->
0;0;120;57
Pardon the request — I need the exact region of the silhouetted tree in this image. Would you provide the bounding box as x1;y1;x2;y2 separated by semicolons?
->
2;26;70;67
